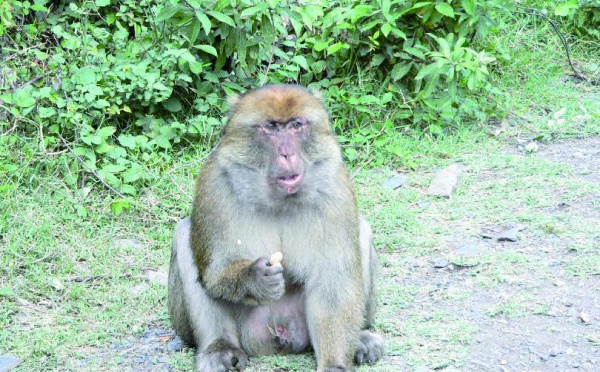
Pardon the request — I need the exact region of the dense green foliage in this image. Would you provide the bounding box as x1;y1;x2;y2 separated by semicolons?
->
1;0;598;195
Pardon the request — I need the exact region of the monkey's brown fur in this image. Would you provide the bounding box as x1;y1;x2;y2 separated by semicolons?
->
168;85;383;372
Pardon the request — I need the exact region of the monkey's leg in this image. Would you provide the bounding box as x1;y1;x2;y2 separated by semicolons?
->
354;216;385;365
168;218;248;372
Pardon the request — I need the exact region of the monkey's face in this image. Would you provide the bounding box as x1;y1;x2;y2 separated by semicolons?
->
222;85;339;201
259;117;308;195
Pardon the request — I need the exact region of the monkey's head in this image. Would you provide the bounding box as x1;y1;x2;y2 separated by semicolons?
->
216;85;344;206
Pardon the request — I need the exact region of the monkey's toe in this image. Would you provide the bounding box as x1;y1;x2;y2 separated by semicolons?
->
354;330;384;365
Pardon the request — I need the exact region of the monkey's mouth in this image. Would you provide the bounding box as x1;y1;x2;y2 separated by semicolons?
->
275;174;304;194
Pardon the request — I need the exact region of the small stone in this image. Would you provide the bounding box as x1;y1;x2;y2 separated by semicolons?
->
168;337;184;353
147;270;168;286
566;347;574;355
579;311;590;323
431;257;449;268
127;283;149;296
525;142;539;153
500;359;508;365
427;163;465;197
0;355;22;372
454;242;487;257
383;174;409;190
496;226;523;242
550;349;560;357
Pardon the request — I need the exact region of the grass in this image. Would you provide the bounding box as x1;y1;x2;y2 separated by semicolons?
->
1;11;599;372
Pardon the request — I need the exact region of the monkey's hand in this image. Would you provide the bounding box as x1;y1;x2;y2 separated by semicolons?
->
245;257;285;304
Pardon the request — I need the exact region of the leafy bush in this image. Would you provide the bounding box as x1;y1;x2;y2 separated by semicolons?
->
519;0;600;39
1;0;517;194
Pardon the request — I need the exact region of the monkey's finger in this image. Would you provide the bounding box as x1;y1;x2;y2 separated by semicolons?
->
265;265;283;276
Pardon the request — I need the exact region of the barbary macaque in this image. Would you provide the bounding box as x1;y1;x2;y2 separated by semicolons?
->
168;84;384;372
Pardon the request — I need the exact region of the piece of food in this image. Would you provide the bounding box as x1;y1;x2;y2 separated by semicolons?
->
270;251;283;267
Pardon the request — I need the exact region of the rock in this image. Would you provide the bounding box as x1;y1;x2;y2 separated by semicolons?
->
579;311;590;323
525;142;539;153
454;242;488;257
431;257;449;268
168;337;184;353
480;224;525;242
383;174;409;190
496;226;526;242
127;283;149;296
147;270;168;286
0;355;22;372
427;163;465;197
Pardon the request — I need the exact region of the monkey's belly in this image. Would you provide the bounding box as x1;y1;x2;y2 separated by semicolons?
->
241;292;309;356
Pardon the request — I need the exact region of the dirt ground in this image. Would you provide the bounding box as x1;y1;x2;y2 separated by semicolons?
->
83;137;599;372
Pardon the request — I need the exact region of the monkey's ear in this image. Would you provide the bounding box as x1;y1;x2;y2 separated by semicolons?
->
227;94;241;111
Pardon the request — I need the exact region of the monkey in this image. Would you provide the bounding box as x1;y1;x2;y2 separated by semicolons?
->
168;84;384;372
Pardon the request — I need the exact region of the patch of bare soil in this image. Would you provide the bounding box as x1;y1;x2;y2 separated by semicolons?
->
461;137;600;371
378;137;599;371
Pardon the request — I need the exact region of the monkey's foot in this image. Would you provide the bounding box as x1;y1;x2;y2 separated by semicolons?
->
354;330;384;365
319;366;347;372
196;340;247;372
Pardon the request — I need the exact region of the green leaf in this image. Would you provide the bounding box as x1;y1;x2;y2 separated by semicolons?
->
189;61;203;74
189;20;201;44
292;56;309;71
74;67;97;85
207;11;236;27
75;204;87;218
96;126;116;139
390;62;413;81
102;164;126;173
13;89;36;108
111;199;131;215
381;23;393;38
156;6;180;22
118;134;136;149
435;3;455;18
415;62;440;80
313;41;329;52
154;135;172;149
195;11;212;35
460;0;475;16
162;97;183;112
96;0;110;7
122;164;144;183
404;46;425;59
196;44;218;57
555;0;578;17
327;42;348;56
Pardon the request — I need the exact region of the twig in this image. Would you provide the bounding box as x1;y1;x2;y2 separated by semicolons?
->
351;156;374;179
57;133;126;199
15;74;45;91
260;39;277;86
64;273;132;283
167;172;193;203
515;5;586;81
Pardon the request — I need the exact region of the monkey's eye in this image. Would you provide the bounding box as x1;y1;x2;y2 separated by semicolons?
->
263;121;279;132
289;119;306;131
